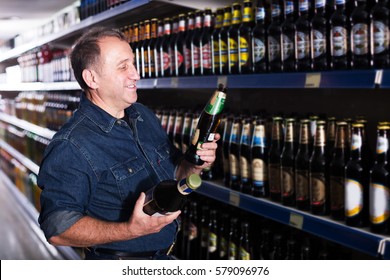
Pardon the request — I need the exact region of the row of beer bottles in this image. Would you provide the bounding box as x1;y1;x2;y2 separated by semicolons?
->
174;193;374;259
123;0;389;78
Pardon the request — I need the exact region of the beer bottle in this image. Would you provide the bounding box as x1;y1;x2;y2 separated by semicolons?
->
239;0;256;74
207;209;219;259
185;84;227;165
229;117;242;190
369;125;390;234
240;117;253;194
295;119;311;210
166;109;176;142
173;110;184;151
268;0;283;72
281;0;297;72
330;122;349;220
201;8;213;75
281;118;296;206
239;221;252;260
228;217;239;260
130;23;139;54
143;174;202;216
345;123;371;227
270;233;286;260
212;8;224;75
135;21;144;75
218;212;230;259
187;201;200;259
309;120;329;215
174;14;187;76
330;0;350;70
223;115;234;186
176;202;189;259
141;20;150;78
160;18;172;77
228;3;242;74
325;117;337;164
191;10;204;76
153;20;164;78
181;111;193;154
252;0;268;73
311;0;329;70
220;6;233;74
184;12;195;75
309;114;319;154
259;227;272;260
350;0;370;69
269;116;284;201
251;117;269;197
199;205;210;259
370;0;389;68
147;18;158;78
285;238;299;259
295;0;312;71
169;16;179;76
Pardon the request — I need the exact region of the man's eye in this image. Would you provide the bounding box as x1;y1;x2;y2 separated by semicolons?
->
120;65;128;70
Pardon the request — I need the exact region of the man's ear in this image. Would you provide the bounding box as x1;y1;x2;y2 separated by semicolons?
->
82;69;99;89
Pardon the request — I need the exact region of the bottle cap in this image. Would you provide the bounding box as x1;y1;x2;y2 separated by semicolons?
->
187;174;202;190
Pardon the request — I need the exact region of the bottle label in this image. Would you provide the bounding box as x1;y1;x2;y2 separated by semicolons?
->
310;173;326;205
315;0;326;8
213;40;220;66
376;136;389;154
243;7;253;22
345;178;363;217
271;4;281;17
351;134;362;150
239;37;250;66
163;51;171;70
219;237;227;258
330;175;344;211
241;124;251;145
188;222;198;240
352;23;368;55
176;50;184;69
255;7;265;21
282;167;294;196
220;40;228;67
184;46;191;71
369;183;390;224
205;91;226;115
193;46;201;69
282;34;294;61
252;158;267;186
373;21;389;54
299;0;309;11
202;43;212;70
296;169;309;201
229;153;239;176
312;29;326;58
253;38;266;63
268;36;281;62
177;177;193;195
229;38;239;66
269;163;281;194
208;231;218;253
296;31;310;59
285;1;294;15
240;155;250;181
228;242;237;260
331;26;348;56
240;247;251;260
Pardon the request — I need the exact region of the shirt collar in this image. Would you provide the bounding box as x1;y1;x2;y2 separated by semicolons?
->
78;93;141;133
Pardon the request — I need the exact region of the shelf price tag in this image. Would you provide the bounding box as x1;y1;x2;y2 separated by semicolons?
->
289;212;304;230
374;70;383;88
171;77;179;88
229;191;240;207
217;76;228;87
305;73;321;88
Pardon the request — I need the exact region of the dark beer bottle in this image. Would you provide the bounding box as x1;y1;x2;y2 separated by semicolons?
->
350;0;371;69
143;174;202;216
174;14;187;76
166;109;176;142
228;3;242;74
218;212;229;260
330;0;350;70
239;221;252;260
281;118;296;206
269;116;284;201
207;209;219;259
270;233;286;260
135;21;144;75
229;117;242;190
281;0;297;72
251;117;269;197
220;6;232;74
239;0;256;74
222;115;233;187
345;123;371;227
329;122;349;220
295;119;311;211
252;0;268;73
185;85;227;165
141;20;151;78
147;18;158;78
187;201;200;259
259;228;273;260
184;12;195;75
181;112;193;154
160;18;172;77
191;10;204;76
325;117;337;164
311;0;329;70
268;0;283;72
173;110;184;151
153;20;164;78
201;8;213;75
212;8;224;75
295;0;312;71
370;0;389;68
228;217;239;260
309;120;329;215
199;205;210;259
240;117;253;194
369;125;390;234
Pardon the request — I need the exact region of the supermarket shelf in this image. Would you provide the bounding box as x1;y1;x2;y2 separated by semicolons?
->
198;181;390;259
0;81;81;91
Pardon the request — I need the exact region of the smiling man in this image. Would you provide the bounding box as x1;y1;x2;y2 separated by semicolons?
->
37;27;219;260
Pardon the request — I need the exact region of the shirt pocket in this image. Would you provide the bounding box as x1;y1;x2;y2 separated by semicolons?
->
155;143;178;177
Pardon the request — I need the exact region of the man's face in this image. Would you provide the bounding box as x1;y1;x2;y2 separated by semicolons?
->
94;36;140;112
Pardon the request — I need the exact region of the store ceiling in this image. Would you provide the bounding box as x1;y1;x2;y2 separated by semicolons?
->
0;0;76;43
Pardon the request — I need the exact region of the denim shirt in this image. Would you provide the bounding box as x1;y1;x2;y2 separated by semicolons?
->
38;94;182;253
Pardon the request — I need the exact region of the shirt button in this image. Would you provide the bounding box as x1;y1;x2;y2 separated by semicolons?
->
128;168;133;173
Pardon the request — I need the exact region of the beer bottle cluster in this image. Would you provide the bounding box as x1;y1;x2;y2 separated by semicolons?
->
174;193;374;259
79;0;129;20
123;0;389;77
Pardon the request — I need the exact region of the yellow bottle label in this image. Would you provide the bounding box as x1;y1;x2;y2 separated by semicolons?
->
229;38;238;66
239;37;249;66
242;7;253;22
345;178;363;217
220;40;228;66
240;247;251;260
370;183;390;224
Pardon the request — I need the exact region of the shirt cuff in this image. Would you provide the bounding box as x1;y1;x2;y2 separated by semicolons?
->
39;210;84;240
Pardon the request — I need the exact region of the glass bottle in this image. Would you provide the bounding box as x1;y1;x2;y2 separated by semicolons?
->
223;115;234;187
141;20;150;78
268;0;283;72
201;8;213;75
153;20;164;77
147;18;158;78
220;6;233;74
296;0;312;71
212;8;224;75
184;12;195;75
207;209;219;259
281;0;297;72
229;117;242;190
239;0;256;74
160;18;172;77
311;0;329;70
228;217;239;260
330;0;350;70
281;118;296;206
174;14;187;76
239;221;252;260
191;10;204;76
252;0;268;73
370;0;389;68
240;117;253;194
269;116;284;201
228;3;242;74
199;205;210;259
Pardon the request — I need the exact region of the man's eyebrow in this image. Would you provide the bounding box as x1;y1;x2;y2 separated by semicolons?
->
117;58;131;66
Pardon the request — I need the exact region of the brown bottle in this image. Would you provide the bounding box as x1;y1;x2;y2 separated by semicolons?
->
269;116;284;201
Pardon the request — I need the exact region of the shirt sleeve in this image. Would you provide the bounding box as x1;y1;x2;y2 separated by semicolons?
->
38;138;96;240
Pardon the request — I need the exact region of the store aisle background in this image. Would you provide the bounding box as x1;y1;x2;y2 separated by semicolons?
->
0;174;79;259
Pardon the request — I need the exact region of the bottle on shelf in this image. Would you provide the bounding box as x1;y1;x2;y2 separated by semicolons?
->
140;20;151;78
207;209;219;259
184;84;227;165
251;0;268;73
281;0;297;72
311;0;329;71
228;3;242;74
269;116;284;201
169;16;179;77
143;174;202;216
174;14;187;76
229;116;242;190
295;0;312;71
239;0;256;74
191;10;204;76
330;0;350;70
218;212;229;260
135;21;144;76
153;19;164;78
268;0;283;72
147;18;158;78
199;204;210;259
184;12;195;76
220;6;232;74
240;117;253;194
227;216;239;260
200;8;213;75
258;227;273;260
369;0;389;68
239;221;253;260
160;18;173;77
281;117;296;206
212;8;224;75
